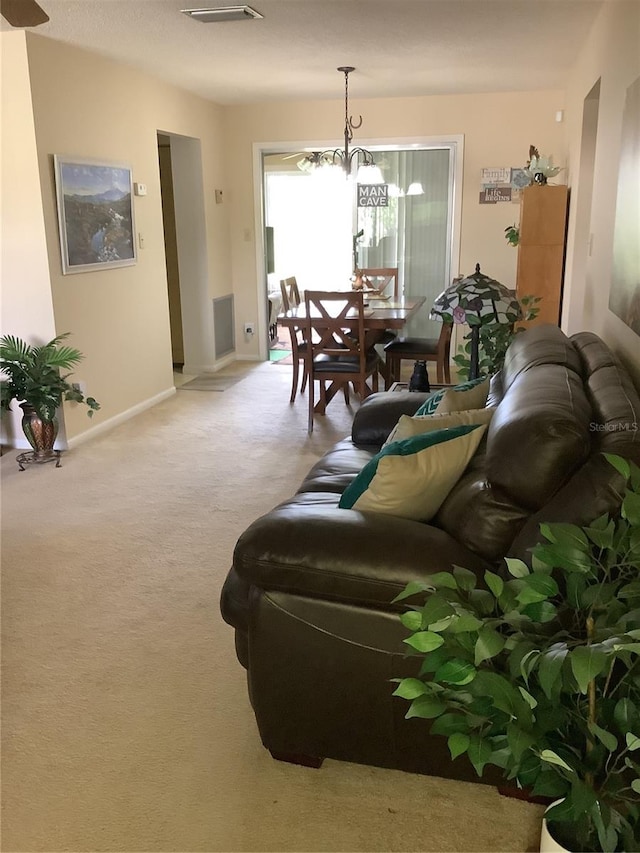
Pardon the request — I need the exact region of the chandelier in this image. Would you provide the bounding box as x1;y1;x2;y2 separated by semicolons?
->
298;67;377;178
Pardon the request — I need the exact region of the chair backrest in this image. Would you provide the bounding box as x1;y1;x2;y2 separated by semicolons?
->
438;321;453;360
357;267;399;299
280;276;301;313
304;291;367;369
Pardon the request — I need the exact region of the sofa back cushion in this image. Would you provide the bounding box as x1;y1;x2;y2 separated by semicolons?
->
484;365;593;509
436;325;593;560
571;331;640;461
500;323;583;393
508;332;640;560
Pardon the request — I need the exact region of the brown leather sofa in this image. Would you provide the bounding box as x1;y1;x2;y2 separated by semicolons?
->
220;324;640;783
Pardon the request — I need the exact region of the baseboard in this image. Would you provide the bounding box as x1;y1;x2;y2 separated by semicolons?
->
67;387;176;450
182;352;237;374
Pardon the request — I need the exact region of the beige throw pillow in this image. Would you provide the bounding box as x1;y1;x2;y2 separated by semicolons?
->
339;424;488;521
435;377;490;414
384;407;495;446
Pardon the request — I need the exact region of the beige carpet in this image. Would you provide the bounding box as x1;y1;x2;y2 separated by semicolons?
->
1;360;544;853
177;374;245;391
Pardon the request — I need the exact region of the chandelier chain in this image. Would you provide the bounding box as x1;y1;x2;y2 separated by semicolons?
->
344;67;363;144
297;67;375;177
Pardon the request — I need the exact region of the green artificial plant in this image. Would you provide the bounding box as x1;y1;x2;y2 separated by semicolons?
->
392;454;640;853
0;333;100;422
452;294;541;379
504;224;520;247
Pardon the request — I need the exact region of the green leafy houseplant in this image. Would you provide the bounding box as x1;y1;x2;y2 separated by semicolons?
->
505;224;520;247
453;294;541;378
0;333;100;422
392;454;640;853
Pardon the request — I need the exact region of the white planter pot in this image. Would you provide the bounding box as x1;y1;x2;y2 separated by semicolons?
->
540;816;571;853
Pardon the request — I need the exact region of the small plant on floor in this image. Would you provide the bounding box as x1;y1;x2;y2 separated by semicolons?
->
392;453;640;853
453;294;541;378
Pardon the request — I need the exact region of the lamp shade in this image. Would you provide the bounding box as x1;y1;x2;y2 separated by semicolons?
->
430;264;521;327
431;264;522;381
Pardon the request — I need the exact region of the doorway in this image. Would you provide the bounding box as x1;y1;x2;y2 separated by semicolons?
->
157;134;184;368
156;132;216;377
260;139;462;353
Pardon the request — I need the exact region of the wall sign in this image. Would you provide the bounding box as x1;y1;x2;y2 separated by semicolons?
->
479;187;512;204
358;184;388;207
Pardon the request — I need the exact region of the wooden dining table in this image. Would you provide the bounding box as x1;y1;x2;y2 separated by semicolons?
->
278;294;426;339
278;293;426;412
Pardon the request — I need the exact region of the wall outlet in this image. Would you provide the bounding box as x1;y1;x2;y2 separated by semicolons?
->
71;380;87;396
244;323;255;335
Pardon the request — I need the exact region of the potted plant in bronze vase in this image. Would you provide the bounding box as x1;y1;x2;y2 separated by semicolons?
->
0;333;100;462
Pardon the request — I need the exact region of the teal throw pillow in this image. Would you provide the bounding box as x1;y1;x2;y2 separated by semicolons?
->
338;424;487;521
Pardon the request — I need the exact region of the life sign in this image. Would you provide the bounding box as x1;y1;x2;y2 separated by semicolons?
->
358;184;388;207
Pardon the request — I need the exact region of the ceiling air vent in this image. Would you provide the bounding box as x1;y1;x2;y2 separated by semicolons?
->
181;6;263;23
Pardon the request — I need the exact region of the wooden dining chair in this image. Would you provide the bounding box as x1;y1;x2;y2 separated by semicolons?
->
280;276;301;313
279;276;307;402
358;267;400;356
357;267;399;298
303;291;380;433
383;321;453;386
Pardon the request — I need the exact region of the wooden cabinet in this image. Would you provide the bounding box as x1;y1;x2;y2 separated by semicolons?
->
516;184;569;326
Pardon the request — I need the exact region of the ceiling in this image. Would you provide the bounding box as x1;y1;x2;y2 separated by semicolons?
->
1;0;605;106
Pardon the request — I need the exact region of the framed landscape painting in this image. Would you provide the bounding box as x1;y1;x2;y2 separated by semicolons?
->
54;156;137;274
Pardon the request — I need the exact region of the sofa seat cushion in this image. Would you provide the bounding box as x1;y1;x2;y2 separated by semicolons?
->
232;502;493;610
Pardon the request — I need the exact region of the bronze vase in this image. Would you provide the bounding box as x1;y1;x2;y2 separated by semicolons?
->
19;403;58;458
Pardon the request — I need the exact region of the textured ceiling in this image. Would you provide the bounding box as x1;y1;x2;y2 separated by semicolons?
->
2;0;605;105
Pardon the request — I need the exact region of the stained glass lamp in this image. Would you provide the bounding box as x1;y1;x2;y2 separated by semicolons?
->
431;264;522;380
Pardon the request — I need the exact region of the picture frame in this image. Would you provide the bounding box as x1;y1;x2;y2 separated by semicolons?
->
54;155;137;274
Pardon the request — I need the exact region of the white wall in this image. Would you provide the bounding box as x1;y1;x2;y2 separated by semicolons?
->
223;90;567;358
0;32;58;447
563;0;640;384
6;33;232;444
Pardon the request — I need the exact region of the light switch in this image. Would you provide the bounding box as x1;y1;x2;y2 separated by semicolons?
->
134;182;147;196
215;189;223;204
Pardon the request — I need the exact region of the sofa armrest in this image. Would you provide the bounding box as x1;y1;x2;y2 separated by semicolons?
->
351;391;428;447
232;502;492;609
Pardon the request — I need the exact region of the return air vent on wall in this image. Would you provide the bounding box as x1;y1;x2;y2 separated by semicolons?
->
213;295;235;359
181;6;263;23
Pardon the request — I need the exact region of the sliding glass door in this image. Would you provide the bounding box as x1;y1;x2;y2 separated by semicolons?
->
263;140;460;339
264;158;352;292
357;147;455;338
